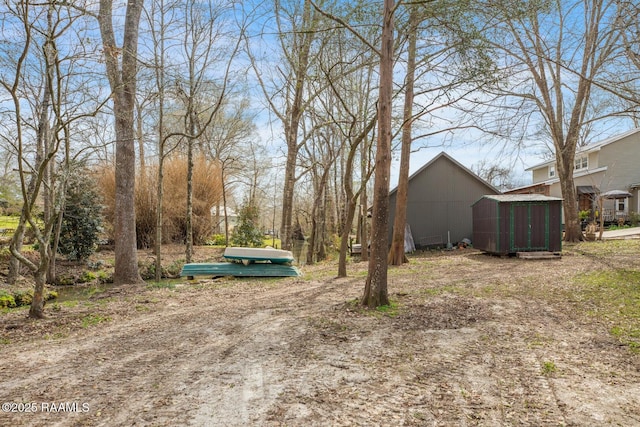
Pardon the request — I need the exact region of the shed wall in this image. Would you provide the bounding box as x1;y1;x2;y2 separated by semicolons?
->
473;198;562;254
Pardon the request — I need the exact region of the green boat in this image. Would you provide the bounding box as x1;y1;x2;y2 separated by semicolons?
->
180;262;301;278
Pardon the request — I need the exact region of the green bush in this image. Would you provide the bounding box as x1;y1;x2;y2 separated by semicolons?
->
79;271;97;283
231;204;264;248
57;169;104;261
13;289;33;306
0;290;16;308
206;234;227;246
0;289;56;309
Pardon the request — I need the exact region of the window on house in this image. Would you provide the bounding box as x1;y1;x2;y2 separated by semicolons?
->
618;199;626;212
574;155;588;171
549;165;555;178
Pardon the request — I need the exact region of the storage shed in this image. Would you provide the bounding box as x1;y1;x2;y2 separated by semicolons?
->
472;194;563;255
388;152;501;249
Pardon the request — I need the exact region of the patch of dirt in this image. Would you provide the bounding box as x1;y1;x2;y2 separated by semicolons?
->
1;246;640;426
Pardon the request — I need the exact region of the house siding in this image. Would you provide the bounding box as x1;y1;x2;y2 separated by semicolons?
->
388;153;500;247
598;132;640;193
526;129;640;218
533;167;550;183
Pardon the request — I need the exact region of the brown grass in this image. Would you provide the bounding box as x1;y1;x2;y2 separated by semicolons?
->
96;154;222;248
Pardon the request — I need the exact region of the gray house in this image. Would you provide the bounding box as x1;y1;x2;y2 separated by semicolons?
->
510;128;640;223
388;152;501;248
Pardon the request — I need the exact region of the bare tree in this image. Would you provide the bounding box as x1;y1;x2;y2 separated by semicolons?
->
474;0;622;242
362;0;394;308
203;98;259;246
245;0;322;250
388;4;417;266
0;0;101;317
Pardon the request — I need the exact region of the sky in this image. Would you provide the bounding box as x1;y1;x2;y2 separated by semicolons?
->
388;143;538;191
389;117;640;191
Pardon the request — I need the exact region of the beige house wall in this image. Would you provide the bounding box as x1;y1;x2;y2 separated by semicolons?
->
527;130;640;219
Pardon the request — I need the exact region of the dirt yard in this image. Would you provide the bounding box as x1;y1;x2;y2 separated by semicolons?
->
1;242;640;426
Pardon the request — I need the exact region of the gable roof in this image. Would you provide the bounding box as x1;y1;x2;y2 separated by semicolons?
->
526;127;640;171
389;151;501;196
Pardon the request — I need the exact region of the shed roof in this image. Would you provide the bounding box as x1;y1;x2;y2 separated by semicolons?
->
478;194;564;204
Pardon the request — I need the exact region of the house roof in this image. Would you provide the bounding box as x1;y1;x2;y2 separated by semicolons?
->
526;127;640;171
389;151;501;196
479;194;564;203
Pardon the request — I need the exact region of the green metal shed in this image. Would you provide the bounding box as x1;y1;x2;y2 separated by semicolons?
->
472;194;563;255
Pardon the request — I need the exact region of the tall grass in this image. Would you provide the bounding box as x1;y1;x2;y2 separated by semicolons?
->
96;154;223;248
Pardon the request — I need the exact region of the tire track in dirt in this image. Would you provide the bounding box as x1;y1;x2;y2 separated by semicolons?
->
0;276;358;427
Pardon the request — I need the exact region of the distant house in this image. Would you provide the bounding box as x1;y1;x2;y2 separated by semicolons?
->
509;128;640;223
211;206;238;234
388;152;501;248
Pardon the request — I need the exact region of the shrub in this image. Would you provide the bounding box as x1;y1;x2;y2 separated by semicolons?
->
231;204;264;248
13;289;33;306
79;271;97;283
206;234;227;246
57;169;104;261
0;290;16;308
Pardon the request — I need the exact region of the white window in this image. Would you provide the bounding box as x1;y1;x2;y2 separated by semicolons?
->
574;155;588;171
549;165;555;178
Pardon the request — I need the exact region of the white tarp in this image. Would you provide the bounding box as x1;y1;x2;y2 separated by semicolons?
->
404;223;416;253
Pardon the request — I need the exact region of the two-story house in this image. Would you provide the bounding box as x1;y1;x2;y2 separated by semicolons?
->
508;128;640;223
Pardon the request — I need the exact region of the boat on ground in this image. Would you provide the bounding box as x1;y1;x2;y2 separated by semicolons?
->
180;262;301;278
223;247;295;265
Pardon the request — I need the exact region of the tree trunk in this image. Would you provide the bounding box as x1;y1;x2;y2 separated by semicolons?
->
28;251;50;319
337;117;376;277
279;0;315;251
186;137;194;263
388;5;417;266
338;199;357;277
152;0;167;283
557;147;583;242
307;166;331;265
154;160;165;282
99;0;144;285
362;0;394;309
280;122;299;251
359;148;369;263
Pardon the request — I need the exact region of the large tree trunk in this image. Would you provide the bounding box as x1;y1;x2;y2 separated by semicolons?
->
388;5;417;266
99;0;144;284
557;146;583;242
362;0;394;309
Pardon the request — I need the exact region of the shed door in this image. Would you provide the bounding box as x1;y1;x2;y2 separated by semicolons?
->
510;203;549;251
